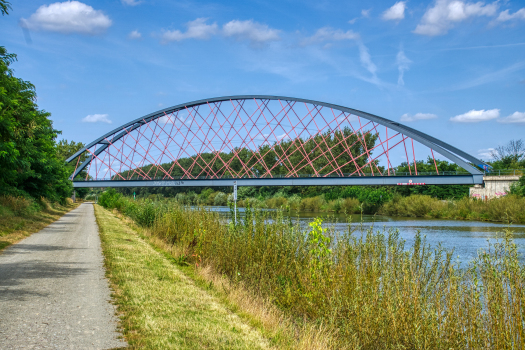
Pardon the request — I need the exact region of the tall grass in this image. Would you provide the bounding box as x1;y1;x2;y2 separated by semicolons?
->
101;192;525;349
237;195;361;214
0;195;40;216
380;194;525;223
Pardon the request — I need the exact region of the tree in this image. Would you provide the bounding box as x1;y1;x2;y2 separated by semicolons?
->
489;139;525;170
0;46;72;201
1;0;11;16
57;139;89;198
394;158;470;199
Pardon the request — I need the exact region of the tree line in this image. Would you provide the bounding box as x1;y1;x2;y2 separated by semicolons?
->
0;2;84;201
115;128;380;181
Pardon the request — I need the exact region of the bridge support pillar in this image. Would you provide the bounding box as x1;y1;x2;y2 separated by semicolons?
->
469;175;520;199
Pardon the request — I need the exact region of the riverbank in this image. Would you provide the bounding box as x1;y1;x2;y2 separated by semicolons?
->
168;186;525;224
379;193;525;223
0;195;80;253
98;190;525;349
239;194;525;224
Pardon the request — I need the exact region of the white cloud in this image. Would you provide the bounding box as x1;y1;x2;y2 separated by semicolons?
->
396;49;412;85
478;148;495;159
82;114;112;124
357;41;377;76
222;20;280;44
121;0;141;6
21;1;111;35
382;2;407;21
450;108;500;122
162;18;218;43
128;29;141;40
302;27;359;45
414;0;498;36
498;111;525;123
349;9;371;23
496;8;525;22
400;113;438;122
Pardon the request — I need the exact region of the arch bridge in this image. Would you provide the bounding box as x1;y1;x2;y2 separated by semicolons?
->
66;96;488;188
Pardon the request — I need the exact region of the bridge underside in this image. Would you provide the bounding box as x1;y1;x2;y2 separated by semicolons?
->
73;174;483;188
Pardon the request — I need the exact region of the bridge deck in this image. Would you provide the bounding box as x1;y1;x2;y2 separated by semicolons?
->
73;175;483;188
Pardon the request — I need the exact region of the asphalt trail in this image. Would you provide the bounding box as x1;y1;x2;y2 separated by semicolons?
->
0;203;126;349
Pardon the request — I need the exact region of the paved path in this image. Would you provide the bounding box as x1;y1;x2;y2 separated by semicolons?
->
0;203;126;349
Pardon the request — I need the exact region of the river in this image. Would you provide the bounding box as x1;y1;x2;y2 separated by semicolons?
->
208;206;525;265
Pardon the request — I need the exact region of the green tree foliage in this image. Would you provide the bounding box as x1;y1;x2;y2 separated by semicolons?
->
117;128;379;180
324;186;392;213
393;157;470;199
57;139;89;198
509;175;525;197
0;0;11;16
0;47;71;200
394;156;464;174
56;139;86;162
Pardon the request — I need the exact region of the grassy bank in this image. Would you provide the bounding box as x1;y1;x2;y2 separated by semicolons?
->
100;191;525;349
175;189;525;223
94;204;279;350
0;195;79;252
379;194;525;223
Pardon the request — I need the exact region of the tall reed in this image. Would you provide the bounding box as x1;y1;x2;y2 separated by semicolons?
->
102;193;525;349
380;194;525;223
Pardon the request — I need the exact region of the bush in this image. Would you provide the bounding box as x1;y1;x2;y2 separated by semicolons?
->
509;175;525;197
213;192;227;206
266;196;288;209
298;196;325;211
98;188;122;209
0;195;39;216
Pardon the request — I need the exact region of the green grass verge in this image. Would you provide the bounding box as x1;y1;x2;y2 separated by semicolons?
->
94;204;272;350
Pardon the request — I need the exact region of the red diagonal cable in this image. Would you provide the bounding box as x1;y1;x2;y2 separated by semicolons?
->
403;137;412;175
411;139;418;176
431;149;439;175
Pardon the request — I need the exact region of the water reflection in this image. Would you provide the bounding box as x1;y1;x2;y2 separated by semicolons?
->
206;206;525;265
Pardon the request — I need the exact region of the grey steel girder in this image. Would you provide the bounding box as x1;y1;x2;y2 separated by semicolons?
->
72;175;483;188
66;95;489;180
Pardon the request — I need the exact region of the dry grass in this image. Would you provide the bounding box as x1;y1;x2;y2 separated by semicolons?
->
0;195;79;253
94;204;275;350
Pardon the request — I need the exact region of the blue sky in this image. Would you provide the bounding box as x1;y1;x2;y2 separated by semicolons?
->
2;0;525;161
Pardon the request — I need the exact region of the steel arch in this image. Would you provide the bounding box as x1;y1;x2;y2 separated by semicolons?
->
67;95;488;187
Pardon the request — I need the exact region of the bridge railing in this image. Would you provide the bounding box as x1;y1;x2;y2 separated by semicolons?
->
73;170;481;182
483;169;525;176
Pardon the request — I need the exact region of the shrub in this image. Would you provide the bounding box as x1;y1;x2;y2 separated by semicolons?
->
266;196;288;209
298;196;325;211
213;192;227;206
0;195;39;215
509;175;525;197
98;188;122;209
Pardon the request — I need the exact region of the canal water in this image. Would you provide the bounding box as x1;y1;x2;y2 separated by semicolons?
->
208;206;525;265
